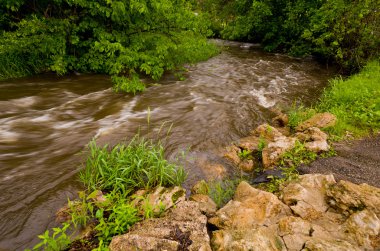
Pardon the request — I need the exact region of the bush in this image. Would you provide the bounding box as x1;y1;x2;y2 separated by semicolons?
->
0;0;219;92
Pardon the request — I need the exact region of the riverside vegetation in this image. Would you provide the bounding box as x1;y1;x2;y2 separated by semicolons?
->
0;0;218;93
4;0;379;250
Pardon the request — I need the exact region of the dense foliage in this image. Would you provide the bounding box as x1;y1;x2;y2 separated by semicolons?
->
198;0;380;72
0;0;218;92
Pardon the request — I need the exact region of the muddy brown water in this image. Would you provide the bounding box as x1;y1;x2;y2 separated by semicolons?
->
0;41;335;250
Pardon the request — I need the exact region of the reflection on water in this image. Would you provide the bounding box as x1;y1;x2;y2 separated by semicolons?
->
0;41;335;250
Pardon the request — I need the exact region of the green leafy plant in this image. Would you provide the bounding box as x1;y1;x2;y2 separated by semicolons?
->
238;149;252;160
28;223;72;251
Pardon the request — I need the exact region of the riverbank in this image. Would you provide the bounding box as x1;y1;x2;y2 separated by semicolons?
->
27;59;380;250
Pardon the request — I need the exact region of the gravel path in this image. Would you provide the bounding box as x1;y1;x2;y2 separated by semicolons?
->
299;133;380;187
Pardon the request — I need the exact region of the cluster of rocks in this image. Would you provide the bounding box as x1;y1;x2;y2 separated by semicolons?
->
110;174;380;251
222;112;337;172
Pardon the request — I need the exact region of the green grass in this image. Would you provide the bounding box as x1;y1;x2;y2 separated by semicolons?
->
207;178;242;208
288;60;380;138
316;61;380;137
80;137;186;196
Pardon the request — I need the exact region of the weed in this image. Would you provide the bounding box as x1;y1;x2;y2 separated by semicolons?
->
79;137;186;196
27;223;72;251
207;178;241;208
238;149;252;160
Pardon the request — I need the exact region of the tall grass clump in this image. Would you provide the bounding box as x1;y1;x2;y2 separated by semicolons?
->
80;137;186;196
316;60;380;137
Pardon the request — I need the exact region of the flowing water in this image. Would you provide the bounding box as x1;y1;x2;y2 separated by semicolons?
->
0;41;335;250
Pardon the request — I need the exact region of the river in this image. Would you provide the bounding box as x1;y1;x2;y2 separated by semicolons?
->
0;41;335;250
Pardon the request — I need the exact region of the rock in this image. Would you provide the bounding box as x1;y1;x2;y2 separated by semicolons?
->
201;162;228;180
262;136;297;168
190;194;217;217
238;136;260;152
326;180;380;217
296;112;337;132
275;126;291;137
254;124;284;141
211;225;286;251
295;127;328;142
278;216;312;251
238;159;255;172
273;113;289;127
305;140;330;152
281;174;336;220
109;201;211;251
344;209;380;250
223;145;241;166
132;186;186;213
302;238;361;251
191;180;209;195
208;181;291;229
110;235;179;251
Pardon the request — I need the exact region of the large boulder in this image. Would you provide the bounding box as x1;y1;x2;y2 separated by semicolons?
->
326;180;380;217
344;209;380;250
302;238;362;251
109;201;211;251
211;225;286;251
281;174;336;220
208;181;291;229
296;112;337;132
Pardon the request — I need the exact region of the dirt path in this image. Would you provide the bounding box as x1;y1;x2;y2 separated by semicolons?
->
299;133;380;187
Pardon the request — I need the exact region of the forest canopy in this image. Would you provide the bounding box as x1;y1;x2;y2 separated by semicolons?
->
1;0;379;92
197;0;380;73
0;0;218;92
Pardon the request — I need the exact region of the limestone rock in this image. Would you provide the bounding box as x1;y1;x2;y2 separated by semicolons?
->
281;174;336;220
262;136;297;168
238;159;255;172
190;194;217;217
305;140;330;152
211;226;286;251
191;180;209;195
278;216;312;251
344;209;380;250
109;201;211;251
296;112;337;132
302;238;361;251
238;136;260;152
223;145;241;166
254;124;284;141
326;180;380;216
208;181;291;229
295;127;328;142
132;186;185;213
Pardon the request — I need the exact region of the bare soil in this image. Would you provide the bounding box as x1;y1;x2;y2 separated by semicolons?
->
299;133;380;187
